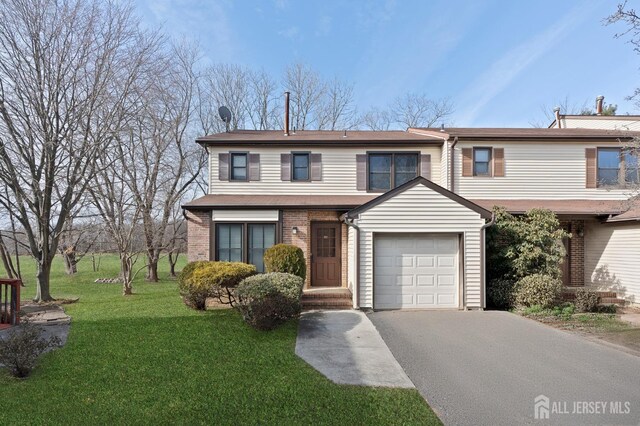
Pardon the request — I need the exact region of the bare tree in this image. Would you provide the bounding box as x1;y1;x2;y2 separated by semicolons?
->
125;42;205;282
246;70;280;130
202;64;250;131
317;77;357;130
0;0;160;301
90;133;144;295
393;93;454;128
607;2;640;106
360;107;393;131
284;63;326;130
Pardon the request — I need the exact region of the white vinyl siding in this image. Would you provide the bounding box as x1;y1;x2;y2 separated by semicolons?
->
553;117;640;131
353;184;485;309
584;221;640;303
211;210;279;221
347;226;356;302
454;141;630;200
208;146;442;194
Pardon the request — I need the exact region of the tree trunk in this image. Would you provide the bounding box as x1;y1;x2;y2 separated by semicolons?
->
120;256;133;296
34;260;54;302
0;243;15;278
63;248;78;275
169;252;179;277
146;256;159;282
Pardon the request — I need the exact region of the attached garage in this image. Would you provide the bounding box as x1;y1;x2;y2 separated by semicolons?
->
344;177;491;310
374;234;459;309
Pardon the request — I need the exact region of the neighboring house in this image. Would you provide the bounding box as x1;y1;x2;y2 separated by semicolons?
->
183;100;640;309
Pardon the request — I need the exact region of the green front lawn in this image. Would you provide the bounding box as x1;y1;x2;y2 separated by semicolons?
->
0;255;439;425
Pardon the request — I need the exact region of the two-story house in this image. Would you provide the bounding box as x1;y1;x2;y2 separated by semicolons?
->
183;102;640;310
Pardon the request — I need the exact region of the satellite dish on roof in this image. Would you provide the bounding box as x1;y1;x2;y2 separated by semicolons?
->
218;106;232;132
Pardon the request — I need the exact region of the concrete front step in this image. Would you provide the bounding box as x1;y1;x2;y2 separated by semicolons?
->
302;298;353;309
302;288;353;310
561;288;625;306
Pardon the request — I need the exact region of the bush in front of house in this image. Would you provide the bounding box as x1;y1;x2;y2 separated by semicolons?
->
263;244;306;280
487;278;516;309
178;261;207;288
513;274;562;308
574;288;600;313
0;320;61;378
179;261;257;310
235;272;304;330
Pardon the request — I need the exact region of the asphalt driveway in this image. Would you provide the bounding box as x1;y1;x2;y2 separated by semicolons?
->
369;310;640;426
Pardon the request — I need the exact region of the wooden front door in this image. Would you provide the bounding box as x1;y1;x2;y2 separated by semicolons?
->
311;222;342;287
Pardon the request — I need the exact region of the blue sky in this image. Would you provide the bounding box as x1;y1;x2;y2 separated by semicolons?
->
136;0;640;127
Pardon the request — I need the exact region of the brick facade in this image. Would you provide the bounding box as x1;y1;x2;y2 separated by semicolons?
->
283;210;348;288
568;219;585;287
186;210;211;262
560;219;585;287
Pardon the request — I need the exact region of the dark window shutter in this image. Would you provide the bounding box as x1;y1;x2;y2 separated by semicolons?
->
281;153;291;181
310;153;322;181
356;154;367;190
586;148;597;188
248;153;260;181
218;153;229;181
420;154;431;180
493;148;504;177
462;148;473;177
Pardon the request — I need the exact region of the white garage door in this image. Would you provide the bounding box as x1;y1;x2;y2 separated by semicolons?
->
374;234;459;309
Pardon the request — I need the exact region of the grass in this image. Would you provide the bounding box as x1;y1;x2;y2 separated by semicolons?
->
0;255;439;425
519;303;633;333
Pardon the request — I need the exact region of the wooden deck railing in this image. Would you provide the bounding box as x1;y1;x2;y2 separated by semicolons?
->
0;278;21;326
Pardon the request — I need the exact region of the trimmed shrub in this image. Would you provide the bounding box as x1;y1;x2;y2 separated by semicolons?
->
178;261;207;289
263;244;306;280
0;320;61;378
574;288;599;313
487;278;516;309
514;274;562;308
235;272;304;330
179;261;257;310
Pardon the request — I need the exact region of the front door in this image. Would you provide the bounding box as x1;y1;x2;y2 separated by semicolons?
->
311;222;341;287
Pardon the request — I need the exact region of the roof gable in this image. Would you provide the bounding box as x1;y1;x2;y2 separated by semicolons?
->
346;176;492;219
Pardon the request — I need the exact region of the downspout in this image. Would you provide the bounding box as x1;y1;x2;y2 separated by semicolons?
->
479;212;496;310
449;136;459;192
343;216;360;309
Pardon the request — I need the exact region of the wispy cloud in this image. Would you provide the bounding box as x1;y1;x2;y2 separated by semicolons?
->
455;2;597;125
278;26;300;40
140;0;236;63
316;15;332;37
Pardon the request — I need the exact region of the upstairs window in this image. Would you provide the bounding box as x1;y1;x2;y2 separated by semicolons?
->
292;153;310;181
473;148;492;176
230;153;247;181
597;148;639;186
368;153;418;192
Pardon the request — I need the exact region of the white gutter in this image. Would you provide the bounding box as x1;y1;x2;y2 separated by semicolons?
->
343;216;360;309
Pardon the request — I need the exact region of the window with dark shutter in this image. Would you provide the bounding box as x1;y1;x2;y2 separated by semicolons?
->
292;153;310;181
230;153;248;181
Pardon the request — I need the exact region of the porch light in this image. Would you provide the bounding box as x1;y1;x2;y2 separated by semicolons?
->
292;226;298;235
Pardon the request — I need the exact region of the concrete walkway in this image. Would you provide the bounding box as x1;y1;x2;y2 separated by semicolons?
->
295;310;413;388
0;302;70;346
